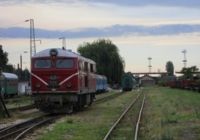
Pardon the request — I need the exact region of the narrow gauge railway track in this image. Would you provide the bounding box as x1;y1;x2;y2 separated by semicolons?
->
0;115;59;140
94;91;128;104
103;90;146;140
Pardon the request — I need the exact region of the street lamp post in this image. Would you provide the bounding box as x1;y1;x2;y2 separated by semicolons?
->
25;19;35;79
59;37;66;49
25;19;36;93
25;19;36;58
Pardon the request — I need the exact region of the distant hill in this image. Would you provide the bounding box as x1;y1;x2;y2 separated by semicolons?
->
0;24;200;38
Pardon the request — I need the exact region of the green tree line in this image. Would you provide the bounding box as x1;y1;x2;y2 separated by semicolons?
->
78;39;125;85
0;45;29;81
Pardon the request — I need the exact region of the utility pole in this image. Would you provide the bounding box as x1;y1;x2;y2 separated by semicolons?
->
148;57;152;73
59;37;66;49
20;54;22;70
25;19;36;58
182;49;187;68
25;19;36;94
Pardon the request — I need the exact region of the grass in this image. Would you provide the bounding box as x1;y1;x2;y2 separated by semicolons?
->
5;95;33;109
0;95;34;120
35;90;140;140
110;91;143;140
139;86;200;140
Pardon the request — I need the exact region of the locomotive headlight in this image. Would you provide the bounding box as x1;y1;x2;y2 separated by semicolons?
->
66;82;72;88
36;83;41;88
49;49;58;57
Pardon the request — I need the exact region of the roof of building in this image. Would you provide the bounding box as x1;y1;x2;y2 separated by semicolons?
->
140;75;154;81
2;72;18;79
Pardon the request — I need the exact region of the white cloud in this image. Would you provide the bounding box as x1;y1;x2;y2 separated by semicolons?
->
1;1;200;72
1;2;200;30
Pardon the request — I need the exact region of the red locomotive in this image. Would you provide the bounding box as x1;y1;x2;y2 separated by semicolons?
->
31;48;96;113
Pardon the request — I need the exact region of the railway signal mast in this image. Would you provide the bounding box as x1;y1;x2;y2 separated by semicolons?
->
182;49;187;68
148;57;152;73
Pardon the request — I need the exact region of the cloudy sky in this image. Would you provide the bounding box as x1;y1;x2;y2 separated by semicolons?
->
0;0;200;72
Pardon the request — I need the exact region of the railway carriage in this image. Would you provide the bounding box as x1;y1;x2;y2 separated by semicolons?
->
0;72;18;97
31;48;96;113
121;73;136;91
96;74;107;93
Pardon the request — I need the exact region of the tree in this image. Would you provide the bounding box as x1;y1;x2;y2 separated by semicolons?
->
78;39;125;84
166;61;174;76
0;45;8;70
15;68;30;81
181;66;199;79
0;67;4;117
5;64;15;73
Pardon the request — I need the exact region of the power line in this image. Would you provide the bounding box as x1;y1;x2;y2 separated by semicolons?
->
0;20;27;28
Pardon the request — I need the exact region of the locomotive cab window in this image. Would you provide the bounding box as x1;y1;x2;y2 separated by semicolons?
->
84;62;88;72
34;59;51;68
56;59;74;68
79;61;82;70
90;64;94;73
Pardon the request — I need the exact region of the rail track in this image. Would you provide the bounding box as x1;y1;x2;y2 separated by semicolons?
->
8;104;35;112
0;90;136;140
94;90;127;104
7;91;122;113
0;115;59;140
103;90;146;140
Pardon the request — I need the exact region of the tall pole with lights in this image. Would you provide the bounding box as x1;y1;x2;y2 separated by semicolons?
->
25;19;36;92
25;19;36;62
148;57;152;73
182;49;187;68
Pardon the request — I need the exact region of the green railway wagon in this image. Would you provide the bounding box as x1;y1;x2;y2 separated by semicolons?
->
0;72;18;97
121;73;136;91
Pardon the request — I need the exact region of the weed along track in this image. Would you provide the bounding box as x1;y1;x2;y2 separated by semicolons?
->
103;89;146;140
0;114;60;140
31;90;140;140
139;87;200;140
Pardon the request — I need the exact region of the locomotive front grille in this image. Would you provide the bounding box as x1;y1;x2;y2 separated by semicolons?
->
48;75;59;88
48;80;59;88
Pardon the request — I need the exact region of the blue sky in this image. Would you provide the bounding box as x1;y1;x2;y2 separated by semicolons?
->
1;0;200;7
0;0;200;72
